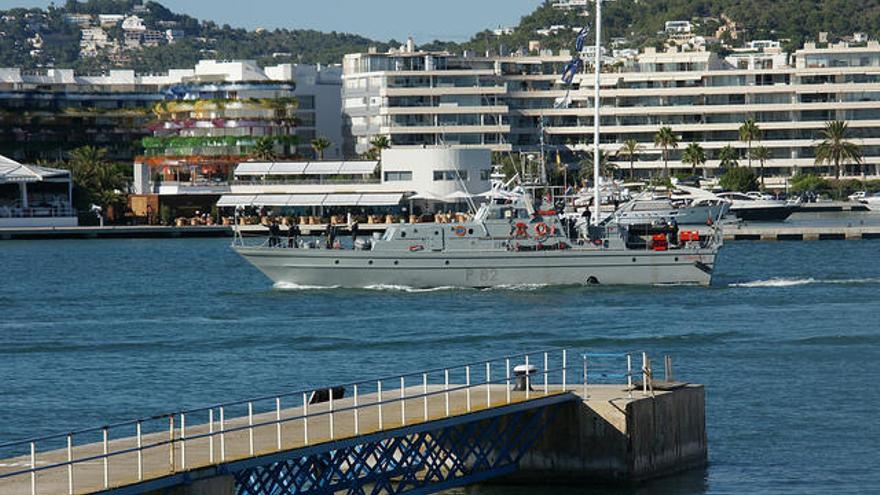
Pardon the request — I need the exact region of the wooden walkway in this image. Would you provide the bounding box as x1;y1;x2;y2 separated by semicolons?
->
0;385;572;495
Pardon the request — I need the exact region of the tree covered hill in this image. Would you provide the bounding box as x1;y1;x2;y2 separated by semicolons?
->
423;0;880;55
1;0;878;73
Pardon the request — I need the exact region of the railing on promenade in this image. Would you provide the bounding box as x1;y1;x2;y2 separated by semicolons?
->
0;348;660;494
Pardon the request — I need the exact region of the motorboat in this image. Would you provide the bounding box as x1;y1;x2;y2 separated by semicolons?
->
715;191;796;222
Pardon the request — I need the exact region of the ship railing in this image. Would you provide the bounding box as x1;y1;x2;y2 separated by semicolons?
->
0;348;646;495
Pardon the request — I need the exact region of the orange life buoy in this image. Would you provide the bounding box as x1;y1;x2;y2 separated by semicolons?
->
534;222;549;237
514;222;529;238
453;225;467;237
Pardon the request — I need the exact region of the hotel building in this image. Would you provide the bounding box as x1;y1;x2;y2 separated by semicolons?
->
343;41;880;181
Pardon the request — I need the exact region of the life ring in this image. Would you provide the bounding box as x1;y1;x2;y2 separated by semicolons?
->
534;222;549;237
514;222;529;238
453;225;467;237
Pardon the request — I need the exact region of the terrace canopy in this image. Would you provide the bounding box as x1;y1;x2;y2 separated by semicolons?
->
233;161;379;177
0;155;73;211
217;193;403;208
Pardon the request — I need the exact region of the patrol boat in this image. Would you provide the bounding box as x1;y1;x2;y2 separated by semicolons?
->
232;188;723;288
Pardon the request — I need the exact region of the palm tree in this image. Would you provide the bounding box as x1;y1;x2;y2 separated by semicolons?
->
366;135;391;160
310;136;332;160
64;146;127;211
815;120;862;179
250;137;277;161
579;150;615;182
681;143;707;176
750;145;771;187
718;144;739;169
654;126;679;178
617;139;642;180
739;119;762;169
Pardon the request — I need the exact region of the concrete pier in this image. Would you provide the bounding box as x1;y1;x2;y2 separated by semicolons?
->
515;384;706;484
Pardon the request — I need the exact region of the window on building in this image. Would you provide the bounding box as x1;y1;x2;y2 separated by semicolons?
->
433;170;468;181
384;171;413;181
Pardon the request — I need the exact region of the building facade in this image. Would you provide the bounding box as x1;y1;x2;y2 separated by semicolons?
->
0;60;344;164
343;41;880;181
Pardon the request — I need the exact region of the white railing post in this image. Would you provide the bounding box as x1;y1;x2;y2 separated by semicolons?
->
220;407;226;462
329;388;335;440
465;366;471;412
169;415;176;472
505;358;511;404
627;354;633;399
67;434;74;495
444;369;450;417
302;393;309;445
562;350;567;391
525;355;530;399
543;352;549;395
353;385;360;436
248;402;255;455
276;397;282;451
400;376;406;426
137;420;144;479
30;441;36;495
208;410;214;464
180;413;187;471
103;427;109;487
642;352;648;395
377;381;383;430
583;354;588;398
485;362;491;408
422;373;429;421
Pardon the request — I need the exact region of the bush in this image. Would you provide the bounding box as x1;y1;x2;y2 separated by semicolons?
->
790;174;830;195
719;167;759;192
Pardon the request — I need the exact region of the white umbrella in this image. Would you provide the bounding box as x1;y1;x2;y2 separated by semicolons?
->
444;190;473;201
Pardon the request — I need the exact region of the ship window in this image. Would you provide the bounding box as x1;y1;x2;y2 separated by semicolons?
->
468;228;474;235
394;260;399;265
334;260;340;265
368;260;374;265
445;260;450;265
400;231;407;238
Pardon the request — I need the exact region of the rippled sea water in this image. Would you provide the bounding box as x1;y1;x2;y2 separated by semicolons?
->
2;238;879;494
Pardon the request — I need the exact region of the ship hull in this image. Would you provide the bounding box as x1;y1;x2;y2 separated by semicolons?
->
233;247;719;288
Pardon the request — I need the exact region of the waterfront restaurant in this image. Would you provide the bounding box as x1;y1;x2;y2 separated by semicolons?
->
216;147;493;224
0;155;78;227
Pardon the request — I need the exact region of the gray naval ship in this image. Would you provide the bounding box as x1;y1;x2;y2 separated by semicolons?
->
232;188;723;288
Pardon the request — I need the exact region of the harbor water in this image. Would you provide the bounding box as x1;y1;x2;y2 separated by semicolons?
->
2;238;879;494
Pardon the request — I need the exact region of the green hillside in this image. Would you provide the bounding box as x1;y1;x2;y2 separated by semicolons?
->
1;0;877;72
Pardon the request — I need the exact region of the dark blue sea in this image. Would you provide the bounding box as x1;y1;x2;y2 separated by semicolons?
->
2;238;879;494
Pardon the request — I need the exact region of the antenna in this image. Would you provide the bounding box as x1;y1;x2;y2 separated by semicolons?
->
592;0;602;226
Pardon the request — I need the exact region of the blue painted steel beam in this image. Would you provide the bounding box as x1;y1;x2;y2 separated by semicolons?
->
96;392;576;495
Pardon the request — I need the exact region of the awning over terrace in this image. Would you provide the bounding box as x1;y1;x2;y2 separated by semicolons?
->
217;193;404;207
233;161;379;177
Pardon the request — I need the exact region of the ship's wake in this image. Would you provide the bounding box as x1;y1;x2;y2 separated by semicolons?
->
730;277;880;288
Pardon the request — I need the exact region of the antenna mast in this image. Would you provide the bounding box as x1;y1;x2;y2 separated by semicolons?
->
592;0;602;226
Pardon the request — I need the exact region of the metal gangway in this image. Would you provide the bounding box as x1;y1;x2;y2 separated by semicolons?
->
0;349;652;495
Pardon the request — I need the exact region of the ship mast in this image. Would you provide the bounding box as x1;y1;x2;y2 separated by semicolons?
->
592;0;602;225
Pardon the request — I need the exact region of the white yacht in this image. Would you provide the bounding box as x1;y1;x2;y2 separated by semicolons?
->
715;192;796;222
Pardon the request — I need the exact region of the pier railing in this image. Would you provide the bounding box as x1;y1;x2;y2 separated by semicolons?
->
0;348;656;495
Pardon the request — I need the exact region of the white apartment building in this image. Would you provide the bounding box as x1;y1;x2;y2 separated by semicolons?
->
342;47;510;156
343;41;880;179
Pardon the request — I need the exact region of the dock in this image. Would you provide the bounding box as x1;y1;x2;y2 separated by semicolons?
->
714;223;880;241
0;350;705;495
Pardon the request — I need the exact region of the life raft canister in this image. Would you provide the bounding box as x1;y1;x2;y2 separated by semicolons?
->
453;225;467;237
534;222;549;237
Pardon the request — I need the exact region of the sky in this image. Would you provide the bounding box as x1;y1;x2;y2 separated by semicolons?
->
0;0;542;41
